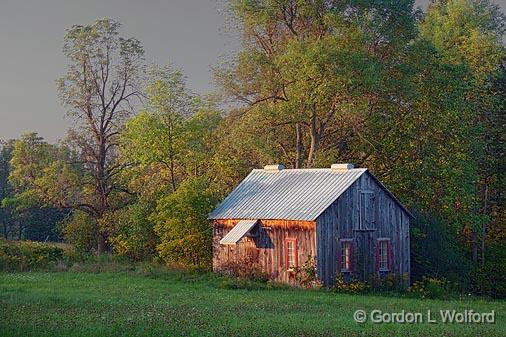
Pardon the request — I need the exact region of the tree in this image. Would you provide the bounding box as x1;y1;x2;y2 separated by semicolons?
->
420;0;506;264
410;210;472;289
115;65;221;262
216;0;418;168
152;176;217;268
358;39;485;243
56;18;145;252
121;65;193;192
0;140;14;238
5;133;69;241
120;65;222;193
105;201;158;261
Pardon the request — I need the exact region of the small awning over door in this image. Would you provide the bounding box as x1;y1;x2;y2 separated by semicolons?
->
219;219;258;245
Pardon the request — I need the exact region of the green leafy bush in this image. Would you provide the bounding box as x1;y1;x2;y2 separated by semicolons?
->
407;276;458;299
334;273;410;294
0;239;64;271
107;202;158;261
471;244;506;299
368;273;410;292
61;210;98;252
152;177;217;268
294;256;321;289
334;274;369;294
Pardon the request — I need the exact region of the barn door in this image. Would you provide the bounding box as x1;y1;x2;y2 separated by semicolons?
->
354;230;375;281
359;190;375;230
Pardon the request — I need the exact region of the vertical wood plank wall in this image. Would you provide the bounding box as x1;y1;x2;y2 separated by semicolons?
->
213;219;316;285
316;172;411;287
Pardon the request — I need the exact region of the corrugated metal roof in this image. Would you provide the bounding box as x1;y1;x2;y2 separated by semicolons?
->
209;168;367;221
219;219;258;245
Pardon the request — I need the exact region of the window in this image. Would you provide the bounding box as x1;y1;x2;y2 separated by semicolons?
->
377;239;391;271
285;238;297;270
340;240;353;272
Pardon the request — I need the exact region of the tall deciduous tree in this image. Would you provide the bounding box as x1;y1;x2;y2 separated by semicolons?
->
56;18;145;252
115;66;221;263
121;65;192;192
121;65;221;194
420;0;506;264
216;0;417;168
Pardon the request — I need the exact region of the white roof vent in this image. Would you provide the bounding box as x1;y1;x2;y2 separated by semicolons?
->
331;163;354;171
264;164;285;172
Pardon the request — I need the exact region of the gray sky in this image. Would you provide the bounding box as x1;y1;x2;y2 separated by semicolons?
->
0;0;503;142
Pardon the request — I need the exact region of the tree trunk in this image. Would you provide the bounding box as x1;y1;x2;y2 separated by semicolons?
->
306;112;320;167
471;231;478;263
97;234;106;254
295;123;303;169
480;181;489;267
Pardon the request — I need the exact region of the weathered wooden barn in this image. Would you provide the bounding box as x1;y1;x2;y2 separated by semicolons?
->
209;163;413;287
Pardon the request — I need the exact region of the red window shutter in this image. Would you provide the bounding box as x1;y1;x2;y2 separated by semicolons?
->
337;242;342;272
284;239;288;269
375;240;380;272
387;240;393;271
349;242;354;271
293;239;298;268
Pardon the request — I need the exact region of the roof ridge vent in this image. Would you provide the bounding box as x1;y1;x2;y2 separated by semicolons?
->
331;163;354;171
264;164;285;172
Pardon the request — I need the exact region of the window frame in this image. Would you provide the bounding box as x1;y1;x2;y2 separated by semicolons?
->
284;238;298;271
339;239;353;272
376;238;392;272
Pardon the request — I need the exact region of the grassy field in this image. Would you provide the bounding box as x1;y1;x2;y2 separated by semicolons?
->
0;271;504;337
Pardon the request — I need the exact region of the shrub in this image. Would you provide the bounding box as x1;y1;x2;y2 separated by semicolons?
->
333;272;408;295
0;239;64;271
410;211;472;290
407;276;458;299
61;210;98;252
152;177;217;268
106;202;158;261
218;277;290;290
471;244;506;299
334;274;369;294
68;260;134;273
294;256;322;289
216;255;269;283
368;273;410;292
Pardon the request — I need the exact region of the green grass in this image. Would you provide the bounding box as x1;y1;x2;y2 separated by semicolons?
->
0;271;504;337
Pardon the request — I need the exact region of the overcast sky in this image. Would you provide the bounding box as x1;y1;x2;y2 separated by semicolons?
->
0;0;504;142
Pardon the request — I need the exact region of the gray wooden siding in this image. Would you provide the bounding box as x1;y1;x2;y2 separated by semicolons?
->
316;172;411;287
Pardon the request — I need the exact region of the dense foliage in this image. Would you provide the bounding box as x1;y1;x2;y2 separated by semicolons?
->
0;239;64;271
0;0;504;297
